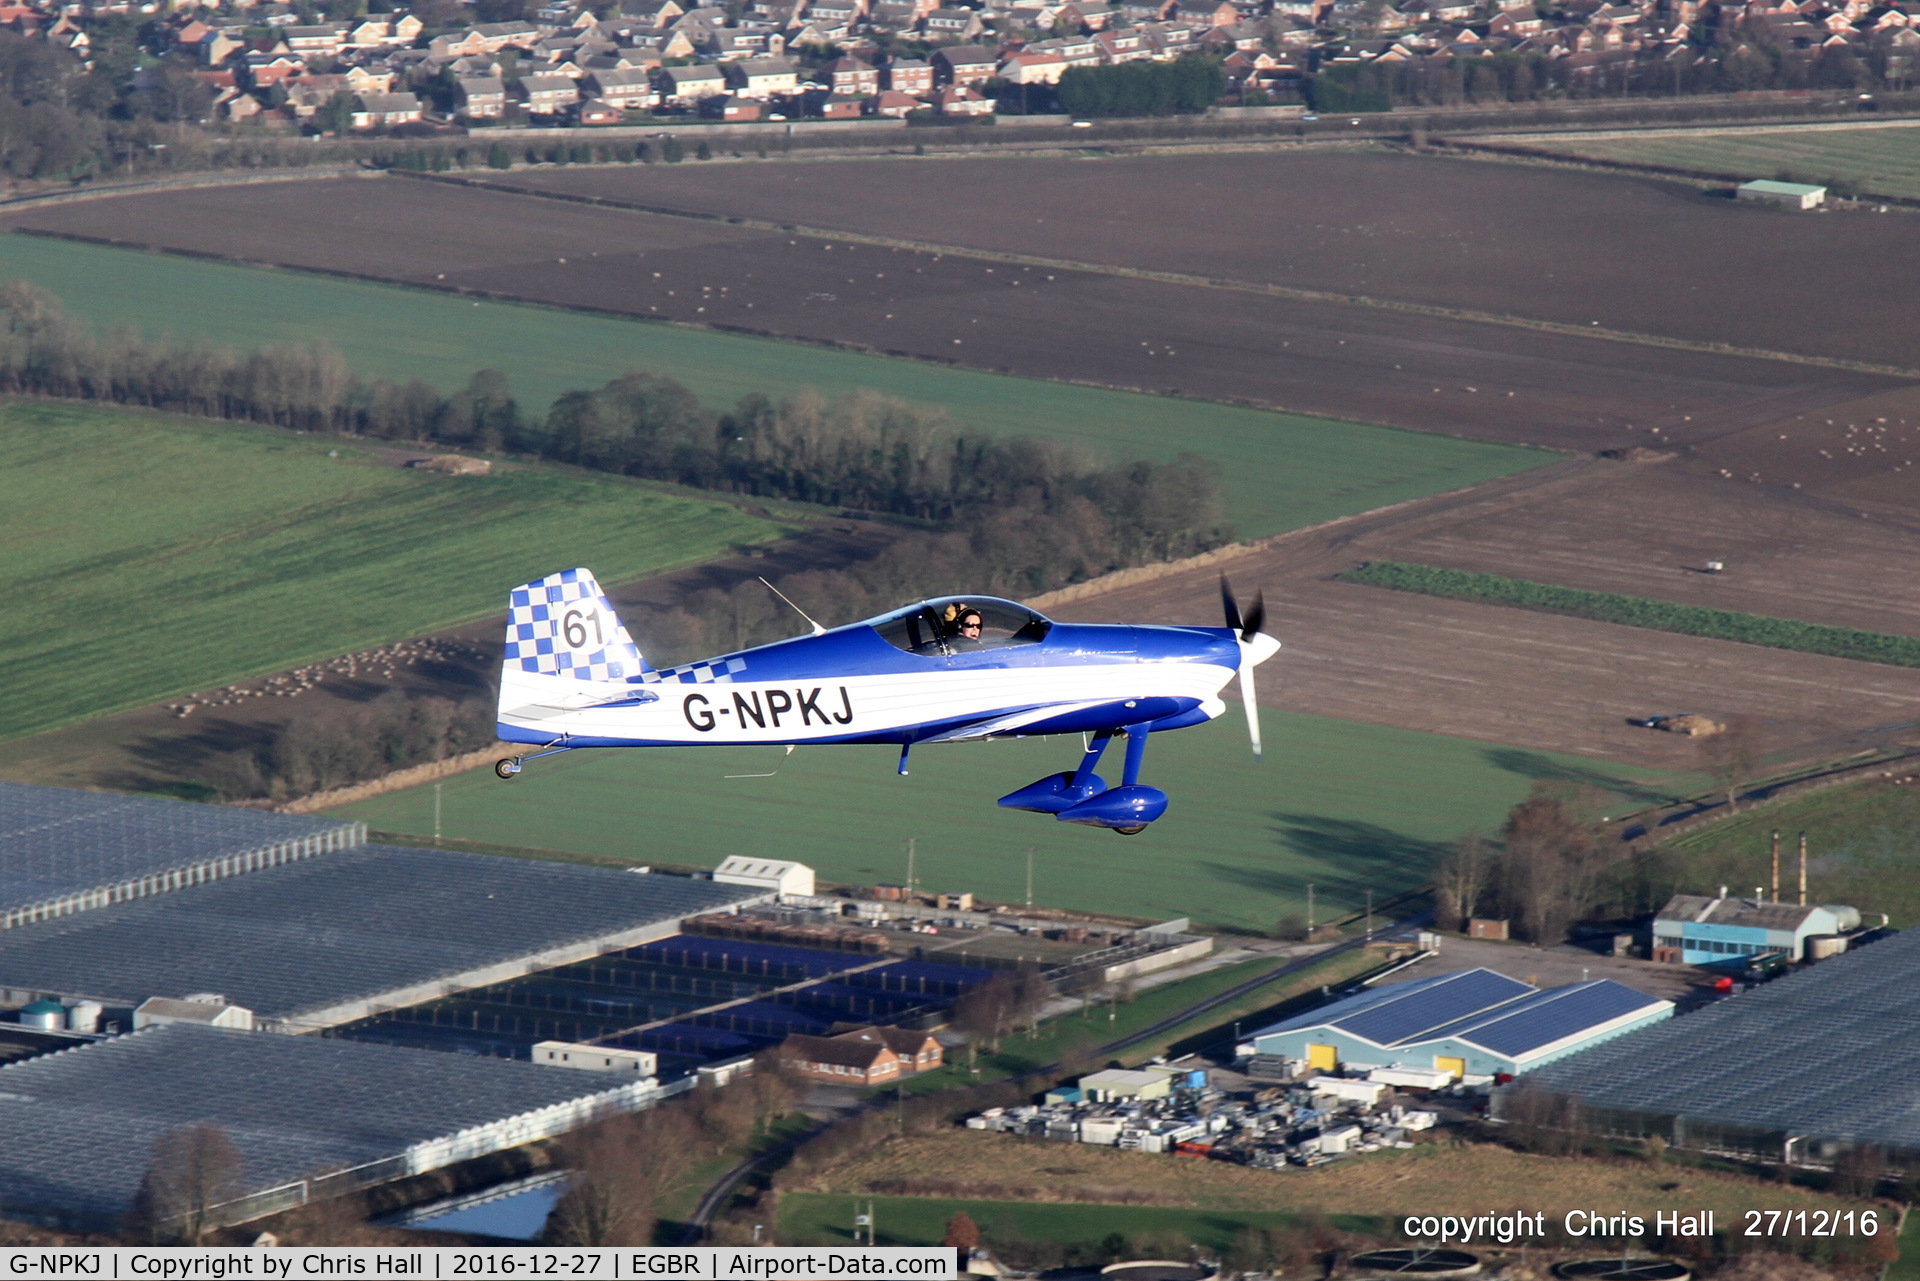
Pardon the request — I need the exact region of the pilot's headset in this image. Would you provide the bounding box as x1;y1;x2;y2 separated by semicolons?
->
944;603;979;635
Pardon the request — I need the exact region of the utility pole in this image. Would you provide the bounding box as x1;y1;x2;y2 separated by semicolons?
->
1025;846;1034;908
1366;888;1373;944
1306;884;1314;935
906;837;916;899
433;783;443;846
1770;830;1780;902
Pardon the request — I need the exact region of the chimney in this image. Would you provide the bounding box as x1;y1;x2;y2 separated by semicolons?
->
1771;830;1780;903
1799;832;1808;907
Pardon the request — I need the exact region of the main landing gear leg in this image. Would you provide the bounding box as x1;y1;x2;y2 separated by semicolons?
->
997;730;1114;815
1057;721;1169;835
495;736;573;780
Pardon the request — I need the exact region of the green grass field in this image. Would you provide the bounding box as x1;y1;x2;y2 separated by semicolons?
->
1530;125;1920;201
0;401;782;742
777;1193;1377;1251
0;234;1549;540
330;712;1683;931
1652;776;1920;928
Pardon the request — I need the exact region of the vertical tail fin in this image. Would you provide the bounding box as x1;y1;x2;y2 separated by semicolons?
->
503;568;648;683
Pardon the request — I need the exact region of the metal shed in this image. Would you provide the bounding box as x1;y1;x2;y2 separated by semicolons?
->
1246;967;1673;1078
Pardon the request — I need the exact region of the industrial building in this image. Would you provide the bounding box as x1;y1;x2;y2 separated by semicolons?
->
1651;890;1858;964
0;841;767;1030
1242;968;1674;1079
1737;179;1827;210
0;1022;669;1232
1512;927;1920;1168
0;781;363;930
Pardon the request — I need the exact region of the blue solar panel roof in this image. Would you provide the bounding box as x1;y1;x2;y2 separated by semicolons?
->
1336;969;1535;1046
1426;981;1663;1056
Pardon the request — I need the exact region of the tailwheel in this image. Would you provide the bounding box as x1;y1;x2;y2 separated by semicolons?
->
494;757;522;780
1113;825;1149;836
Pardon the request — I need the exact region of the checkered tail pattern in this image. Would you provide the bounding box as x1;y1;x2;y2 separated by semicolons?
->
503;568;648;682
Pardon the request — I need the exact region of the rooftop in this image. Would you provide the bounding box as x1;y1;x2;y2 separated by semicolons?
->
0;844;762;1025
1524;928;1920;1150
1251;967;1667;1059
0;1023;651;1226
0;782;362;926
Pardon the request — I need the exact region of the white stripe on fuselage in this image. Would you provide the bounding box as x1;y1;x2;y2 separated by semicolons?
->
498;660;1236;745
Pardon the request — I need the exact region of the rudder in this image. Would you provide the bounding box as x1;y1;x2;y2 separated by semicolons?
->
503;568;647;682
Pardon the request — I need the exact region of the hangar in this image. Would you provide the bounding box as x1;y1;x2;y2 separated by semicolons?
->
1512;928;1918;1168
1244;968;1673;1078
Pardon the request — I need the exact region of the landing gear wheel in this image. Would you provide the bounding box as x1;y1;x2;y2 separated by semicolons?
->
494;757;522;780
1113;824;1148;836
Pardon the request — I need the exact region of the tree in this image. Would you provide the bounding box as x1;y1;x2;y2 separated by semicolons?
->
1431;830;1495;932
943;1212;980;1253
1703;714;1765;814
1499;782;1606;945
544;1108;694;1246
131;1123;244;1244
487;141;511;169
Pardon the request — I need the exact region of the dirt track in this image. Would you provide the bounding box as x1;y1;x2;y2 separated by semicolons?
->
1;172;1895;456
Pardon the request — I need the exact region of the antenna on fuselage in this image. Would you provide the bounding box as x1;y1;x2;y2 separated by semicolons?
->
758;577;826;636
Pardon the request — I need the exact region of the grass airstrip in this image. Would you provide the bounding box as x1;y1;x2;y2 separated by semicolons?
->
0;401;782;741
0;233;1549;539
331;712;1683;931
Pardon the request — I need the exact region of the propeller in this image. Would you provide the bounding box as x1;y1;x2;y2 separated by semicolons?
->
1221;575;1281;761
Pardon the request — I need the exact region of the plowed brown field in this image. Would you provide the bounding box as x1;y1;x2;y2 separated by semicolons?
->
2;168;1896;456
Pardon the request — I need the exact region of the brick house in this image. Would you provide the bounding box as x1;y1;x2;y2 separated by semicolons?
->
587;65;657;106
700;91;765;117
931;43;1000;83
931;81;992;111
778;1025;944;1083
656;62;728;101
723;55;799;95
456;74;507;115
883;55;933;89
516;74;582;112
350;90;422;127
819;53;879;93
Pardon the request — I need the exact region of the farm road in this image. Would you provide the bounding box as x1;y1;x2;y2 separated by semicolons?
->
3;174;1894;456
1048;459;1920;773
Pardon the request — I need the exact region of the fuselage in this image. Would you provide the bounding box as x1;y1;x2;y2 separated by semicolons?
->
497;613;1243;750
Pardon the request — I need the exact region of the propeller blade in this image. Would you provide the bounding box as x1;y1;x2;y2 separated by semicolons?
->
1219;574;1243;634
1240;589;1265;644
1238;651;1262;762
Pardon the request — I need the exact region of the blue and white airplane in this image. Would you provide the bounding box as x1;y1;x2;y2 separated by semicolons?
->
492;568;1280;834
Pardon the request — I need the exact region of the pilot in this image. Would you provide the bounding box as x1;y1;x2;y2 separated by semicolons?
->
944;603;985;648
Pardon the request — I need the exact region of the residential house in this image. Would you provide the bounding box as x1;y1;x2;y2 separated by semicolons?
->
803;87;865;114
1174;0;1237;21
1093;26;1151;58
699;91;764;117
998;47;1066;77
724;55;799;94
516;73;582;112
777;1025;943;1084
213;87;262;121
243;51;306;87
283;23;347;55
574;98;622;122
925;3;986;32
656;62;729;101
587;65;657;105
350;90;422;127
1033;31;1101;61
1119;0;1176;19
806;0;865;24
819;52;880;92
864;86;922;112
883;55;933;88
456;74;508;115
932;43;1002;81
931;81;993;110
1058;0;1114;24
870;2;924;28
